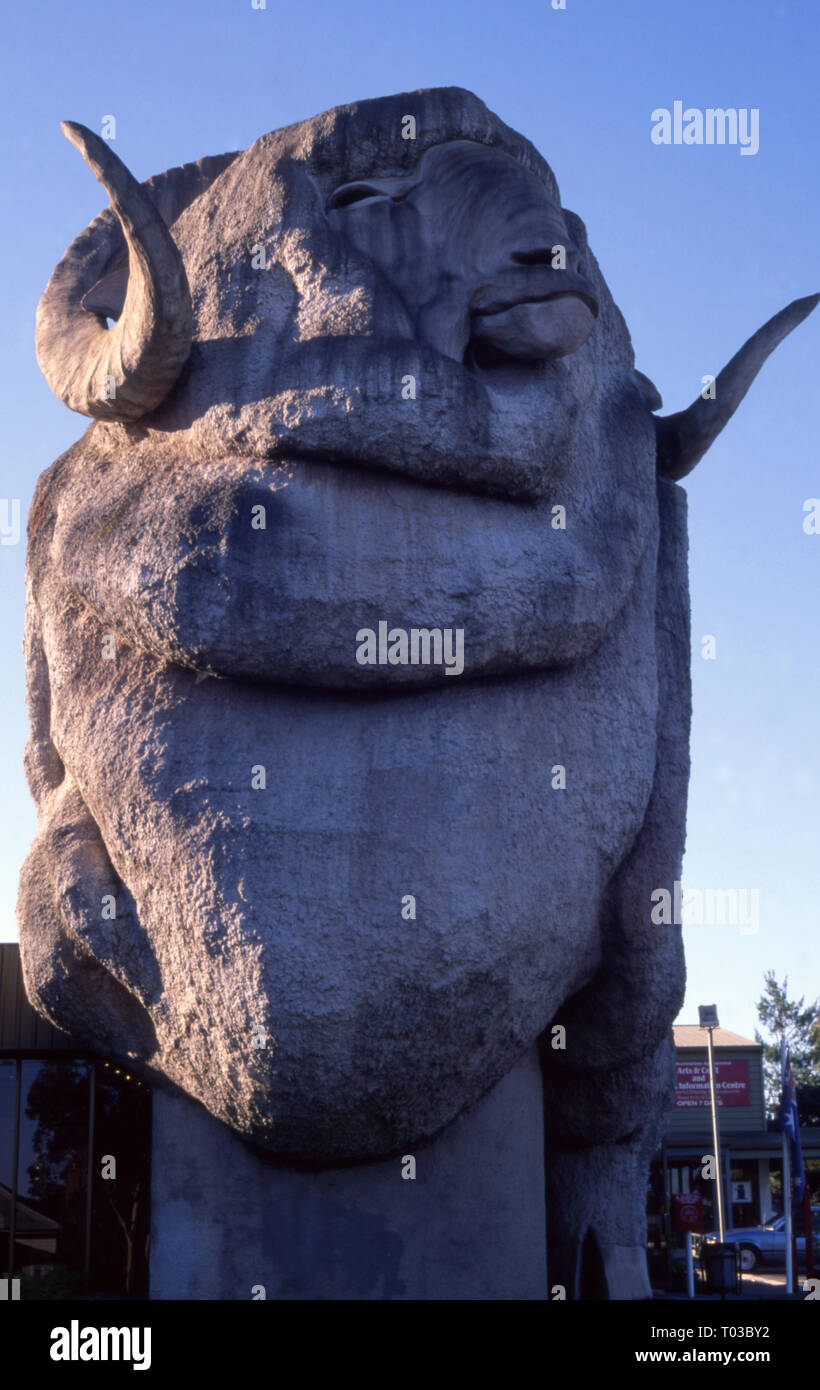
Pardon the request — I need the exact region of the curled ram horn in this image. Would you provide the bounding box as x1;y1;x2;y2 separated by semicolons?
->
35;121;193;421
655;294;819;481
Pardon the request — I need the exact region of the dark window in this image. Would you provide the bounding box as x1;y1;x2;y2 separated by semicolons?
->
89;1061;151;1297
19;1059;90;1292
0;1059;18;1273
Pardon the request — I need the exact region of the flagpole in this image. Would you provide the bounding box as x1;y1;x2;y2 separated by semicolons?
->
782;1040;795;1295
804;1183;815;1281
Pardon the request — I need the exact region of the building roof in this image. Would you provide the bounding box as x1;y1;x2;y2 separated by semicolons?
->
673;1024;760;1049
0;1184;61;1236
0;943;76;1051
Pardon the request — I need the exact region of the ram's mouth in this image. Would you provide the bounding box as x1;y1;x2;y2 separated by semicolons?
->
472;287;599;320
467;279;599;367
472;268;600;366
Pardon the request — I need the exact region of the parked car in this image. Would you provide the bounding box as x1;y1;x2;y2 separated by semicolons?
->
698;1207;820;1272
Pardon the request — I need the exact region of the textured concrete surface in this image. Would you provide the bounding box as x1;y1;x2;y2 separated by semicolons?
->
151;1045;547;1301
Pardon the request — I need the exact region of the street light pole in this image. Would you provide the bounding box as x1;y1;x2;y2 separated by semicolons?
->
705;1023;725;1241
700;1004;725;1242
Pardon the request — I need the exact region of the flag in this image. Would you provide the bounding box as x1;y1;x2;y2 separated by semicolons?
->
779;1050;805;1207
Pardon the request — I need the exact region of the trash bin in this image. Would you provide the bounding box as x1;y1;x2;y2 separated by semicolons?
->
701;1242;740;1295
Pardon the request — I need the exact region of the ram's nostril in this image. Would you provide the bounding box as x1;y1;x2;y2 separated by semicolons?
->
512;249;554;266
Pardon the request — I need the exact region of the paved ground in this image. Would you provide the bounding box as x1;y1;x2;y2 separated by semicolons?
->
744;1271;789;1294
655;1268;810;1300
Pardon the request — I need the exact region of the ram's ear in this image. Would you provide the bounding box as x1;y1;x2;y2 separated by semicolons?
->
656;294;819;481
634;370;662;411
562;209;589;252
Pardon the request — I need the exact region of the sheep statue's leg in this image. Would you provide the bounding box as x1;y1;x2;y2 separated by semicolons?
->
541;477;689;1299
543;1037;676;1299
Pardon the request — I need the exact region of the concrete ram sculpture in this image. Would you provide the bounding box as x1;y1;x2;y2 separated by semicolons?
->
19;87;816;1299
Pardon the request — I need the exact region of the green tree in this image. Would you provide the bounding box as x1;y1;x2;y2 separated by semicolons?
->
754;971;820;1126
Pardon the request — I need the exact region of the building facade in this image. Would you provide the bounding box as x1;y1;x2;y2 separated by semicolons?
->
0;944;151;1298
649;1024;820;1278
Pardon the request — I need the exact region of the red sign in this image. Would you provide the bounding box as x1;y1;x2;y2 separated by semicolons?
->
674;1059;750;1108
673;1192;704;1231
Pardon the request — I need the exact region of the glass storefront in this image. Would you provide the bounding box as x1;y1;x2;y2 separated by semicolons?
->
1;1056;150;1298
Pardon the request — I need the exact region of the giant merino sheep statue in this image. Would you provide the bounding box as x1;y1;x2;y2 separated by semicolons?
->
19;88;816;1299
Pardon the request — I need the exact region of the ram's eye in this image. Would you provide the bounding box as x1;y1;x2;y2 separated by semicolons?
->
327;183;387;210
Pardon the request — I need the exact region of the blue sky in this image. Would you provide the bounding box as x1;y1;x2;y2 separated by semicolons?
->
1;0;817;1041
